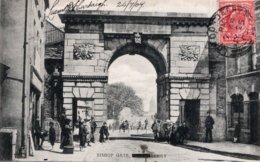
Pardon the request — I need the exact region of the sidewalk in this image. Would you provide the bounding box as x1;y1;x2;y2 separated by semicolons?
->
16;141;89;161
182;141;260;160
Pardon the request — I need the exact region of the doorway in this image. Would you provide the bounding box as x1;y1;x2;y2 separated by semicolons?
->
180;100;200;140
72;99;94;129
249;92;259;144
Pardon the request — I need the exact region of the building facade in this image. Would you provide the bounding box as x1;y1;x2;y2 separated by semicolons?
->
44;20;64;121
55;11;227;141
225;0;260;145
0;0;49;158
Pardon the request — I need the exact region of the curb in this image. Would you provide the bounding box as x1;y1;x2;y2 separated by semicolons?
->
109;136;260;160
109;136;154;142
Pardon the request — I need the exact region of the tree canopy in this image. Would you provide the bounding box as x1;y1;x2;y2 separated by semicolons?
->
107;82;144;119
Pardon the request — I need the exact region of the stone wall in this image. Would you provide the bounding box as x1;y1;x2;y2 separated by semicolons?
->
64;33;106;75
62;80;107;127
0;0;47;156
208;46;226;141
167;34;225;140
60;11;225;141
225;6;260;143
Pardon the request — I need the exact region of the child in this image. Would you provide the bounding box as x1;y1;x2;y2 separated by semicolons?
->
49;122;56;150
79;122;88;151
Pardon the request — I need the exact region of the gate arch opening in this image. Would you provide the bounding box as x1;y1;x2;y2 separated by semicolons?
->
107;43;167;76
107;42;169;121
108;55;157;127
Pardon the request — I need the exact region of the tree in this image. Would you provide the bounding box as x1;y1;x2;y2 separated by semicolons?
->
107;82;144;119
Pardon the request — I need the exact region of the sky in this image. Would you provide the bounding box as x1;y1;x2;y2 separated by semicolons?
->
108;55;157;112
46;0;217;27
46;0;217;112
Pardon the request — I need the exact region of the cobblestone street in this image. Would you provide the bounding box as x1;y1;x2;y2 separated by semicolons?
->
18;137;259;162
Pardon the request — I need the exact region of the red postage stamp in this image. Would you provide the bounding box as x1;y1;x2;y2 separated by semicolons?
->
218;0;255;45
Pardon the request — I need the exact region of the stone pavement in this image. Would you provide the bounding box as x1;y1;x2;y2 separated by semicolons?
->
17;141;88;161
181;141;260;160
16;140;256;162
16;131;260;161
110;130;260;160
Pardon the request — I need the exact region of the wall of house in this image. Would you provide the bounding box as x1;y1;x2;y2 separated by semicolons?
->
0;0;47;157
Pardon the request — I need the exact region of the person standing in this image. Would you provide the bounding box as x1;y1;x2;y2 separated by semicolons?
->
233;121;241;143
79;121;85;150
34;118;48;150
80;122;88;151
205;111;215;143
84;118;91;146
151;119;160;142
179;122;189;144
49;122;56;150
125;120;129;132
34;119;42;150
84;109;92;146
99;122;109;143
90;117;97;143
144;119;148;130
61;118;73;149
59;110;66;149
137;121;142;133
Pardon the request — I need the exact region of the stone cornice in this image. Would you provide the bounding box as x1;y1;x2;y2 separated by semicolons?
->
157;73;210;83
226;70;260;80
59;10;210;26
62;75;108;82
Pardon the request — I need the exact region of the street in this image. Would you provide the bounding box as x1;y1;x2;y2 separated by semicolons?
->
20;138;257;162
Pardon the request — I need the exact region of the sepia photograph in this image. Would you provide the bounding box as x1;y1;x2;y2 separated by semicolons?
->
0;0;260;161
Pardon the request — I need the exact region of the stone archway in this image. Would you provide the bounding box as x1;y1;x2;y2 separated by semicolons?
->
59;11;214;140
107;42;168;120
108;42;167;76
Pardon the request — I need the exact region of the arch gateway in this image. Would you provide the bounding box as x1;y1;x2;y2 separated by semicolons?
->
59;11;226;140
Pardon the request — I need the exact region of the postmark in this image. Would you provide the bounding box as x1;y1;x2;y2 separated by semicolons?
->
207;0;255;58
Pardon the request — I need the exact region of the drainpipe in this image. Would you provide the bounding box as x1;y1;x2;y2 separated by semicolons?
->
225;53;228;140
21;0;28;155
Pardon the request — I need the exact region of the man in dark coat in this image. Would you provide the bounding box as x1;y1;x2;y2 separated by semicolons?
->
90;117;97;143
169;123;179;145
49;122;56;150
99;122;109;143
79;121;85;150
61;118;73;149
178;122;189;144
151;119;160;142
233;121;241;143
205;111;215;143
59;111;66;149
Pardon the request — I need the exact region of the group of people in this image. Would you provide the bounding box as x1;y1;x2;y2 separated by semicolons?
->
77;115;109;150
34;110;220;151
150;111;216;145
137;119;149;131
119;120;129;132
118;119;149;132
77;116;97;150
33;110;111;152
33;112;71;151
151;119;189;145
